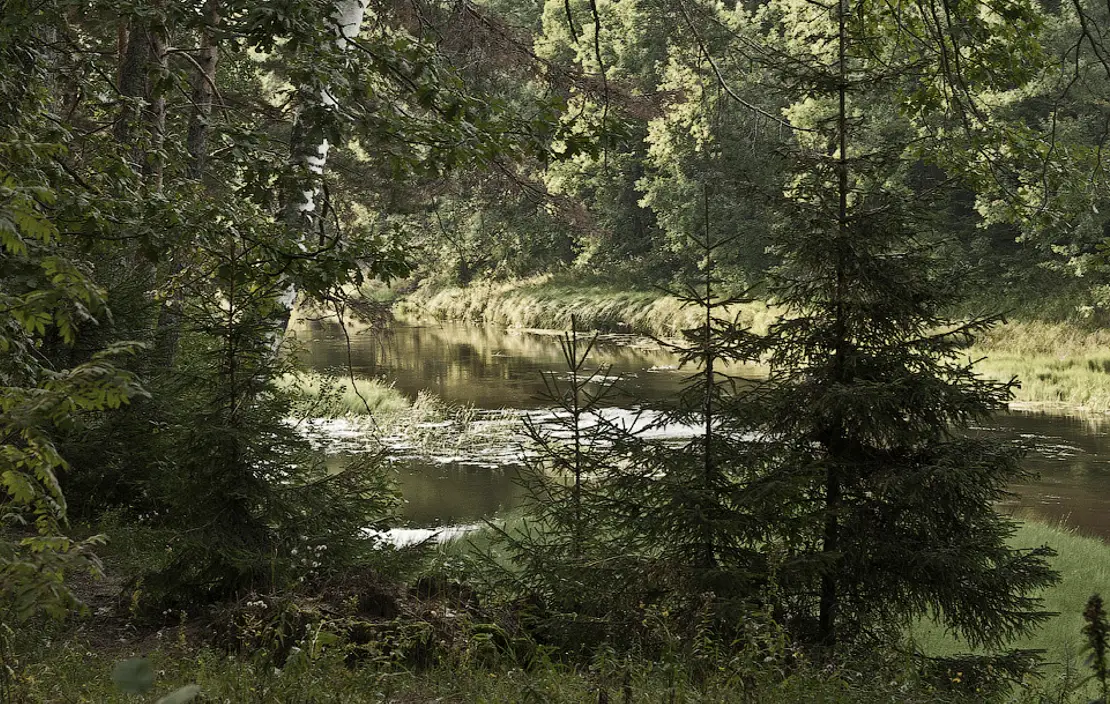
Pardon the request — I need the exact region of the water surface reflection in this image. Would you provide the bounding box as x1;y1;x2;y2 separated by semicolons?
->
300;320;1110;538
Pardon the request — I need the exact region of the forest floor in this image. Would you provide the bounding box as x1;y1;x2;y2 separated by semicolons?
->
8;520;1108;703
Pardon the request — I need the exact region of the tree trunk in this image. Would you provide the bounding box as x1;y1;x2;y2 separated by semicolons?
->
115;6;165;183
187;0;222;180
818;0;850;649
153;0;223;370
115;18;151;167
276;0;369;346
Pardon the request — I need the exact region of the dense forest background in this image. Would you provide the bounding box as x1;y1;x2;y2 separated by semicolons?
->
9;0;1110;699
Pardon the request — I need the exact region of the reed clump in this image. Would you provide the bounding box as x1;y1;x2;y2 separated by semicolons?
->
277;371;411;417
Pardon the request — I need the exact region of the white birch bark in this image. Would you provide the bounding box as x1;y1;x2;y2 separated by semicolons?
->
277;0;369;348
291;0;368;218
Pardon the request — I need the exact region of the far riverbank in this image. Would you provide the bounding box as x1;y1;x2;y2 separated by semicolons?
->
384;277;1110;412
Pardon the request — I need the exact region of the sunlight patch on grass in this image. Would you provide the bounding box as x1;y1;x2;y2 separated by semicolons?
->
910;520;1110;693
277;371;411;418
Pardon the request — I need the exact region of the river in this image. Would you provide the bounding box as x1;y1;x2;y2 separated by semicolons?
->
295;320;1110;540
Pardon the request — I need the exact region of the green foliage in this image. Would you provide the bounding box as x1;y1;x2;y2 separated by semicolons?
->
0;0;582;611
13;620;1078;703
594;231;775;638
8;0;1110;697
0;0;146;633
486;0;1063;665
483;319;640;648
131;245;400;601
484;252;769;655
1083;594;1110;702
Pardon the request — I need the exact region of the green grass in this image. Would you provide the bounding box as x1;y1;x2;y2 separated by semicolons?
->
395;276;778;337
910;520;1110;697
971;352;1110;411
13;630;988;703
432;508;532;573
968;320;1110;411
277;371;411;417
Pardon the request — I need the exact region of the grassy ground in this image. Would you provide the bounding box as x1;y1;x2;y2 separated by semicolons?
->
910;520;1110;698
10;642;982;704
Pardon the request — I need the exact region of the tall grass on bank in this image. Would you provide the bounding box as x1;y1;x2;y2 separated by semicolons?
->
911;520;1110;696
971;352;1110;411
968;321;1110;412
399;281;1110;411
395;277;778;337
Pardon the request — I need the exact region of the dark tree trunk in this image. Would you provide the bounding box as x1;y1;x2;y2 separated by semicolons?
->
187;0;222;180
818;0;850;649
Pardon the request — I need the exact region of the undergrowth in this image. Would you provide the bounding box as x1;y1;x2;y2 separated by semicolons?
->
12;515;1110;703
10;610;1011;704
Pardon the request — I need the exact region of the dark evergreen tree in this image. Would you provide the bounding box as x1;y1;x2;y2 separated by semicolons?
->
602;192;773;634
486;317;639;647
725;0;1060;649
137;230;399;603
493;215;777;654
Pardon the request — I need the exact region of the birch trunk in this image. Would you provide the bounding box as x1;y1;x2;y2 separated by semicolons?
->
276;0;369;347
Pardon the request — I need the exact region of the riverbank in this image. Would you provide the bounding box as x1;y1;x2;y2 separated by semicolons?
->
394;279;1110;412
973;322;1110;412
393;276;779;337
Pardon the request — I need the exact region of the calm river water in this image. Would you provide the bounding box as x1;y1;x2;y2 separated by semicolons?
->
296;321;1110;539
